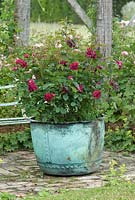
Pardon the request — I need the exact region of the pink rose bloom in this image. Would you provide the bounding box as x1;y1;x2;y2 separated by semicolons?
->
68;76;73;80
24;54;29;58
44;93;56;102
32;53;36;57
92;90;101;99
16;58;28;68
121;51;128;56
70;62;79;70
12;66;18;71
28;79;38;92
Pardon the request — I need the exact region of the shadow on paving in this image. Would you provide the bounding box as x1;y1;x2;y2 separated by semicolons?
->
0;151;135;196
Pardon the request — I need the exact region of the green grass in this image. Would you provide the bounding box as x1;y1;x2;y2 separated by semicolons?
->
30;22;91;43
30;22;90;35
24;183;135;200
1;182;135;200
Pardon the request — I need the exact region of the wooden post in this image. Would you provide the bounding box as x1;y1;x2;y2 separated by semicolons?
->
96;0;112;58
15;0;31;46
67;0;92;28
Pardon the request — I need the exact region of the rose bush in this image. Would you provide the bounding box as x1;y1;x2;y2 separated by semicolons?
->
104;21;135;152
11;24;110;123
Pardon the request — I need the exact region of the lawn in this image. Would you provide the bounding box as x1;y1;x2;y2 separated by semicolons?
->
30;22;91;42
0;182;135;200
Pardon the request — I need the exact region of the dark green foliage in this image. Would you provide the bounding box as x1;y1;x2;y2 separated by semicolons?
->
30;0;93;24
30;0;135;23
12;23;108;123
31;0;79;23
0;0;17;54
0;126;32;155
104;21;135;152
105;126;135;152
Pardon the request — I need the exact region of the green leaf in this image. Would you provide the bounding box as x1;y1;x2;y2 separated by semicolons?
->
78;96;83;102
74;93;79;99
71;102;76;107
42;83;55;90
60;108;67;114
55;107;60;113
73;81;79;88
63;94;69;101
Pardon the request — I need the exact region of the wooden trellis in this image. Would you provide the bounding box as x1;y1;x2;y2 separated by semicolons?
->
15;0;112;57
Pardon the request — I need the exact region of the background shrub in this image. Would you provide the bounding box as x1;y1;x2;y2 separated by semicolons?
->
0;125;32;155
121;1;135;20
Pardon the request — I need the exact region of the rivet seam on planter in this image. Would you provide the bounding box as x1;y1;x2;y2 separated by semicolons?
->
38;158;102;170
43;132;50;162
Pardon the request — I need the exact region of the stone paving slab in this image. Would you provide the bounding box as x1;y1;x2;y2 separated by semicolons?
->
0;151;135;197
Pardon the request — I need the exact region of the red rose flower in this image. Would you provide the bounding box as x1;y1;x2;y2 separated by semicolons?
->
77;84;83;93
66;39;76;48
62;86;69;93
96;65;103;70
70;62;79;70
24;54;29;58
28;79;38;92
96;82;101;85
16;59;28;68
44;93;56;102
59;60;67;66
86;48;97;59
92;90;101;99
32;53;36;57
116;60;122;69
110;80;119;90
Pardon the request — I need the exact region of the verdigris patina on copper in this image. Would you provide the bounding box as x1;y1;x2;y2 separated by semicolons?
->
30;118;105;176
